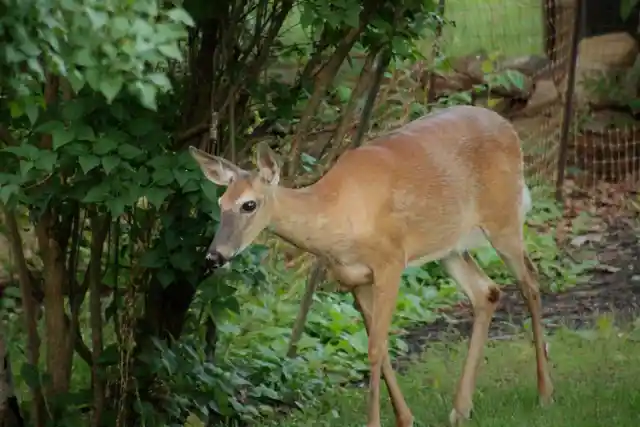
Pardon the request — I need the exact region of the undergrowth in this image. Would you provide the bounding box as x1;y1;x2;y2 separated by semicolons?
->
152;184;596;424
273;316;640;427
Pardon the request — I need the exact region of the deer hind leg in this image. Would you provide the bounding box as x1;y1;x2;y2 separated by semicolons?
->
442;251;502;426
353;285;414;427
488;229;554;405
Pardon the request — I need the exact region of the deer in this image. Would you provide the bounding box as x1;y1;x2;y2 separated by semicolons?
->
189;104;554;427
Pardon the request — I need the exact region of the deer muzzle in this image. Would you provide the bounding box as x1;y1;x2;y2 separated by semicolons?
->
205;212;242;269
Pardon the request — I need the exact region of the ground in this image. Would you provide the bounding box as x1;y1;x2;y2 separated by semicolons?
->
276;332;640;427
270;188;640;427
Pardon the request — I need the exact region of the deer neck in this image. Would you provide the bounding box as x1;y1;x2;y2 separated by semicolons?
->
268;185;332;255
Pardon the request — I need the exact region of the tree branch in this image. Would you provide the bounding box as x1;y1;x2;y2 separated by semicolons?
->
89;213;110;427
321;48;378;164
3;208;45;426
286;22;367;179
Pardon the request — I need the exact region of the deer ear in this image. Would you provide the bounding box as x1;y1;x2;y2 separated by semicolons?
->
189;146;244;186
256;142;280;185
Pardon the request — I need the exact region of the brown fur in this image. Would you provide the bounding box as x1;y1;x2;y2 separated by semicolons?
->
189;105;553;427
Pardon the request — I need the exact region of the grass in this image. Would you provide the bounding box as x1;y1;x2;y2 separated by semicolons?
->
436;0;544;58
271;323;640;427
280;0;544;60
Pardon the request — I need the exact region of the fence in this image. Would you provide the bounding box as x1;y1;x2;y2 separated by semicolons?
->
285;0;640;355
418;0;640;201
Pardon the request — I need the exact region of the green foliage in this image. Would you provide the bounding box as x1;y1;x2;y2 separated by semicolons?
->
272;321;640;427
0;0;596;426
0;0;191;110
621;0;640;21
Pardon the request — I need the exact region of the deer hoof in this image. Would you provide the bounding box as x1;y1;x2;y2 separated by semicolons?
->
540;394;555;407
449;408;472;426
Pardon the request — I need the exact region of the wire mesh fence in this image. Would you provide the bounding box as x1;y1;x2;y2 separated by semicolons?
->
419;0;639;204
421;0;578;188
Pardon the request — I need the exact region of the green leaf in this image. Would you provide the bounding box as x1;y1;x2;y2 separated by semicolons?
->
2;144;38;159
145;186;171;207
158;44;182;61
85;68;101;91
152;168;175;186
166;8;196;27
20;363;41;390
137;82;158;110
18;160;31;177
102;156;121;174
0;184;19;204
93;138;119;155
169;251;192;271
75;48;95;67
111;16;130;38
157;269;175;288
118;143;144;159
25;103;39;125
481;59;494;74
9;101;23;118
76;124;96;141
96;345;119;366
621;0;640;20
36;120;64;134
106;197;126;217
100;75;124;103
51;127;76;150
128;118;156;137
201;181;219;203
140;250;165;268
86;8;108;30
79;155;101;173
82;182;110;203
67;70;86;93
173;169;192;187
147;72;172;91
34;150;58;172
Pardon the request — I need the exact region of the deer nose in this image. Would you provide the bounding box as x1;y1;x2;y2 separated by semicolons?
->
205;251;227;269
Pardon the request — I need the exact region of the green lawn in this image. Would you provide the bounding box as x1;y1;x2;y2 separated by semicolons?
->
270;325;640;427
436;0;544;57
281;0;544;59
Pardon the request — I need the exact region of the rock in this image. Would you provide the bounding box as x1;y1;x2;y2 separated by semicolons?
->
518;79;560;116
497;55;551;77
571;32;640;108
431;72;474;95
581;110;638;135
489;71;534;100
577;32;639;69
449;50;489;83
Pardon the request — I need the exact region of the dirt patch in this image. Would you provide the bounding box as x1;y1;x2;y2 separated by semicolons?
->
396;215;640;367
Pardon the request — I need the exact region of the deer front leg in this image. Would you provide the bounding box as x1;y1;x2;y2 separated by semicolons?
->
353;285;413;427
366;264;404;427
442;252;501;426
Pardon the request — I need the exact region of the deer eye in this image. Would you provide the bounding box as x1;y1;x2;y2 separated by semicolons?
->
240;200;257;213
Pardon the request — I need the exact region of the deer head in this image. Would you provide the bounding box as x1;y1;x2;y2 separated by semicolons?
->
189;143;281;268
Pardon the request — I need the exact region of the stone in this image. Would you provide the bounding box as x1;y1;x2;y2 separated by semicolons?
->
518;79;560;116
571;32;640;107
497;55;551;77
577;32;639;69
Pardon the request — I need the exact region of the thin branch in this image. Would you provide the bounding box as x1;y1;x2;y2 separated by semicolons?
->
89;213;110;427
287;22;367;178
287;260;326;358
321;48;379;163
3;208;45;427
351;47;392;149
0;125;18;147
